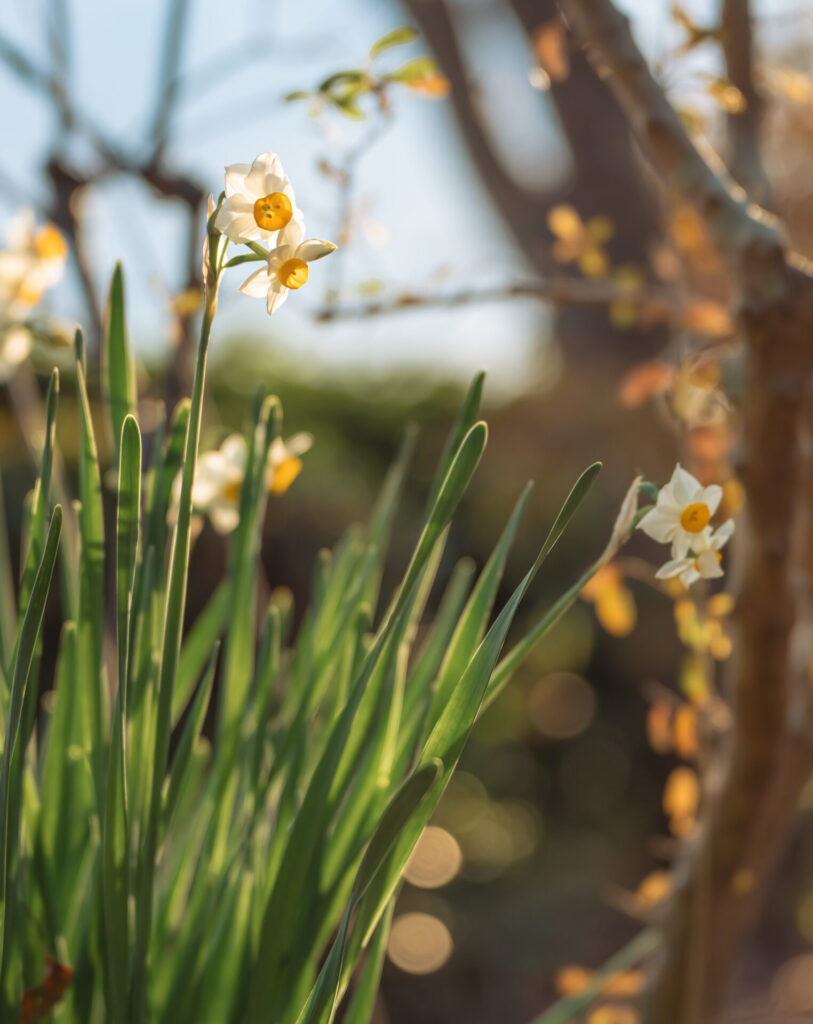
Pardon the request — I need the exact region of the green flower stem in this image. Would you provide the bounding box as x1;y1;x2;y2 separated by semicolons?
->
528;928;660;1024
130;250;221;1022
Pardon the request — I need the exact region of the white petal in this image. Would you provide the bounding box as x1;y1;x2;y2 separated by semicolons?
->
266;280;288;315
216;207;260;244
700;484;723;517
220;434;247;468
655;558;691;580
6;209;34;249
638;507;678;544
191;458;226;506
711;519;735;550
679;566;701;587
0;326;32;380
269;432;313;466
672;532;693;560
245;152;287;197
296;238;337;263
284;431;313;457
224;163;251;197
696;549;724;579
239;266;274;298
671;464;703;506
278;215;305;250
209;499;240;534
267;244;294;271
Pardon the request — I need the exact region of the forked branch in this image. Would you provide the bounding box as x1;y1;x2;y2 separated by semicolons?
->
557;0;813;1020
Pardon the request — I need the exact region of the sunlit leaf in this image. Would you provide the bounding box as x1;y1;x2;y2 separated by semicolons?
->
369;25;419;60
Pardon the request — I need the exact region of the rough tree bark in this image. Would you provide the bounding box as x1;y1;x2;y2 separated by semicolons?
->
556;0;813;1021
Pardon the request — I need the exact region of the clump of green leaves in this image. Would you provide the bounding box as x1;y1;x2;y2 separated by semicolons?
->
286;26;447;119
0;263;618;1023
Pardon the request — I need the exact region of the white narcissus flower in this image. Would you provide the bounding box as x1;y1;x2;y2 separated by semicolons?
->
266;432;312;494
170;431;314;535
0;210;67;310
214;152;305;247
239;223;336;315
655;520;735;588
189;434;247;535
637;464;723;559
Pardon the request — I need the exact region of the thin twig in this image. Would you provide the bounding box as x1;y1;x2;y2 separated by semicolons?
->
315;278;678;321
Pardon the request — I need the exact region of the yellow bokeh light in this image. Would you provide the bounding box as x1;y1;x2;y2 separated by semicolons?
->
528;672;596;740
387;913;453;975
772;954;813;1013
404;826;463;889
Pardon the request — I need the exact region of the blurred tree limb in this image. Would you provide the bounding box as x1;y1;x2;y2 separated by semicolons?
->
0;0;205;402
721;0;772;206
316;276;680;321
401;0;668;367
557;0;813;1020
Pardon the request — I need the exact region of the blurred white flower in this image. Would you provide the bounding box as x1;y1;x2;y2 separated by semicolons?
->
187;434;247;535
0;210;67;311
171;430;313;534
239;222;336;315
214;152;305;247
638;464;723;559
0;325;33;382
655;520;735;588
266;432;312;494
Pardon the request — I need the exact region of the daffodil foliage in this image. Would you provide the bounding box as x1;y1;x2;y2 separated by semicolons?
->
0;262;622;1024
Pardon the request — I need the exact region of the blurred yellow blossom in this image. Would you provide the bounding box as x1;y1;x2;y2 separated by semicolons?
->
554;964;594;996
706;77;747;113
617;360;675;408
0;210;67;311
266;432;313;494
608;265;646;329
663;765;700;835
581;563;636;637
548;204;614;277
670;361;728;429
672;703;699;760
405;70;451;97
680;653;711;705
636;869;673;908
764;67;813;105
587;1005;639;1024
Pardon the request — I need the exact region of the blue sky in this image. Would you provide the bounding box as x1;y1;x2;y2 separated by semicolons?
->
0;0;801;392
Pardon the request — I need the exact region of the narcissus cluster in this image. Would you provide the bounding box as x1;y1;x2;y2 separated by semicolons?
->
638;464;735;588
214;151;336;316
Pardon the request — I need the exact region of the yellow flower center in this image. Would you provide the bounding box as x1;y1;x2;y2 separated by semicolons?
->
269;455;302;495
223;479;242;504
34;225;67;261
680;502;711;533
253;192;293;231
277;258;309;290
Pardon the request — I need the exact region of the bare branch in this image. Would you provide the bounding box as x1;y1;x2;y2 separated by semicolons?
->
315;276;678;322
557;1;813;1020
721;0;773;205
402;0;538;241
151;0;192;161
